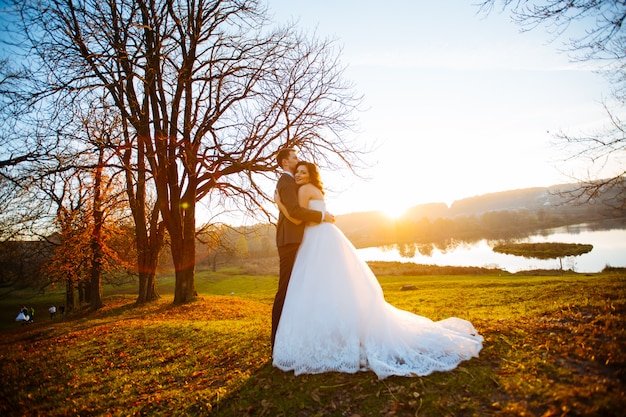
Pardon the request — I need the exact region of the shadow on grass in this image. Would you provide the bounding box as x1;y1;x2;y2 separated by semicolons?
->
211;305;626;417
212;350;502;417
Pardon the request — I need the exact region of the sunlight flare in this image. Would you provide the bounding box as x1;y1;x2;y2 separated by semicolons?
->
380;204;407;220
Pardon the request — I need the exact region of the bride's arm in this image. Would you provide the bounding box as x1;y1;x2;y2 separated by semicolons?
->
274;189;302;225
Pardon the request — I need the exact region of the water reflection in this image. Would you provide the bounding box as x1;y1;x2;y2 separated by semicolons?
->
358;225;626;273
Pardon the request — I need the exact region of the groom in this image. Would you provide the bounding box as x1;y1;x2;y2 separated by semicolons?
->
271;147;334;350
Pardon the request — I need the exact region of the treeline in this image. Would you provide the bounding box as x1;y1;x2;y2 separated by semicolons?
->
140;189;626;272
341;182;626;251
192;196;626;270
0;223;277;299
2;184;625;298
346;206;625;252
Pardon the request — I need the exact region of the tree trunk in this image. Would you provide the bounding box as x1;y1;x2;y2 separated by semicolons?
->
65;278;74;313
124;118;165;305
135;226;164;304
135;216;165;304
137;270;159;303
89;150;104;311
172;232;197;303
172;201;197;304
173;261;196;304
89;267;103;310
78;281;87;304
89;238;104;310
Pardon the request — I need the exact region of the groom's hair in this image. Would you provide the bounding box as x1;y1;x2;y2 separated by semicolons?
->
276;147;295;168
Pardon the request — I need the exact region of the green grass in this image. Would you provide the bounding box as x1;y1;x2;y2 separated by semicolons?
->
1;268;624;416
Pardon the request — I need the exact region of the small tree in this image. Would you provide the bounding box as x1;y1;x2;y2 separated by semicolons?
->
197;224;238;272
46;205;91;313
493;242;593;270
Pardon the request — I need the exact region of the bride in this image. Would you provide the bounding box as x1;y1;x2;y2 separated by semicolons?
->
272;161;483;379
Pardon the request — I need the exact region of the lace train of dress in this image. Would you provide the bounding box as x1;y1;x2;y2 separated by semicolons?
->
272;200;483;379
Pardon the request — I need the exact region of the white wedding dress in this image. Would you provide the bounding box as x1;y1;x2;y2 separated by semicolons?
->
273;200;483;379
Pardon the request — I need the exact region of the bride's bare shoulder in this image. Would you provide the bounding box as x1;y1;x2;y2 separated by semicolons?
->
298;183;316;194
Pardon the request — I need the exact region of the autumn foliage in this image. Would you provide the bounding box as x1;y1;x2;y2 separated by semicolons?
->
0;269;624;416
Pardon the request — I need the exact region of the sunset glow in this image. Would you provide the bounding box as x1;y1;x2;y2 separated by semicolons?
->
268;0;614;217
380;204;407;220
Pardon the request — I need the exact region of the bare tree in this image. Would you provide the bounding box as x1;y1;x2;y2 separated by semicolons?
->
37;144;131;312
0;56;61;241
2;13;135;306
88;100;165;304
478;0;626;207
10;0;363;304
114;111;166;305
197;223;238;272
0;177;53;296
44;177;91;313
2;6;166;306
6;95;132;311
81;106;131;311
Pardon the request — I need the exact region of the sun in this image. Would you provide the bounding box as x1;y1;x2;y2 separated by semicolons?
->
380;204;407;220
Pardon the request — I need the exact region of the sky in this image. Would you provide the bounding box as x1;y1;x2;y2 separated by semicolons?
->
262;0;616;219
0;0;615;225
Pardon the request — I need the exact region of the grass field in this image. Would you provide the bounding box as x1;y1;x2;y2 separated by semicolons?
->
0;266;624;416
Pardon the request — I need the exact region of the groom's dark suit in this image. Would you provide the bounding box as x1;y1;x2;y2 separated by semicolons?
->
271;172;323;349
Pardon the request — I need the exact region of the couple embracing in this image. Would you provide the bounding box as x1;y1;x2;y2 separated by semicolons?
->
271;148;483;379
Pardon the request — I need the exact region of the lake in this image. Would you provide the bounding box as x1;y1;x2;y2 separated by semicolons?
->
357;224;626;273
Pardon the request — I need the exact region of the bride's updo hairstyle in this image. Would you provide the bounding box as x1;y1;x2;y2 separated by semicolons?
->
297;161;325;195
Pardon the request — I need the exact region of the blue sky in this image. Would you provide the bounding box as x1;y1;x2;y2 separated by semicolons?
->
264;0;614;217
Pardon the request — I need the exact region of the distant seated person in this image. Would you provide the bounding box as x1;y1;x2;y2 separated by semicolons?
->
15;306;29;323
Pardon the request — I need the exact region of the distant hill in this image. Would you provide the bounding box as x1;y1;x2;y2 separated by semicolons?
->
404;202;450;219
335;181;626;238
447;185;565;217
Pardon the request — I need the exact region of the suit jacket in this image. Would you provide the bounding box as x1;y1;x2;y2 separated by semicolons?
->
275;173;323;247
